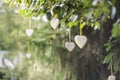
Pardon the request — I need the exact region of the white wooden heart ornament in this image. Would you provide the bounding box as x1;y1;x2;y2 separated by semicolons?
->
33;64;37;70
108;75;116;80
50;18;59;29
74;35;87;48
65;42;75;52
26;29;34;37
0;55;3;67
26;53;31;59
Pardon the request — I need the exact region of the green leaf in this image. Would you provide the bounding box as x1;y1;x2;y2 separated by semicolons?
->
9;0;14;7
4;0;11;3
103;53;113;64
80;22;86;29
112;23;120;37
67;21;79;27
94;22;101;30
18;9;26;16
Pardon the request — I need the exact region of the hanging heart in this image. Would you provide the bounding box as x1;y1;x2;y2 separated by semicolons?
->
74;35;87;48
50;18;59;29
65;42;75;52
26;53;31;59
33;64;37;70
26;29;34;37
108;75;116;80
0;55;3;67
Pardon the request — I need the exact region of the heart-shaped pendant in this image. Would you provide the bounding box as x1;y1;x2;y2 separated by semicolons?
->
26;29;34;37
33;64;37;70
74;35;87;48
65;42;75;52
0;55;3;67
26;53;31;59
108;75;116;80
50;18;59;29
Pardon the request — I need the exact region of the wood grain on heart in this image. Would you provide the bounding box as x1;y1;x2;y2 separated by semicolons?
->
26;29;34;37
50;18;59;29
74;35;87;48
65;42;75;52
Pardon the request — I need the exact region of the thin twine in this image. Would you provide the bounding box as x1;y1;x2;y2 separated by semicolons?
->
27;44;30;53
29;17;32;29
111;58;113;75
28;17;32;53
54;14;58;18
80;28;82;35
69;27;71;42
80;21;83;35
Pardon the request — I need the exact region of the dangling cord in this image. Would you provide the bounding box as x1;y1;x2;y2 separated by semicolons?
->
69;27;71;42
80;20;83;36
29;17;32;29
27;44;30;53
54;14;58;18
79;19;85;35
111;57;113;75
28;17;32;53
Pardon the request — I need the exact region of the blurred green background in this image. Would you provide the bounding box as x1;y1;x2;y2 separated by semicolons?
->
0;0;120;80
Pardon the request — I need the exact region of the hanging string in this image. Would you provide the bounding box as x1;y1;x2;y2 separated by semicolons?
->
28;17;32;53
80;27;83;35
54;14;58;18
27;44;30;53
79;18;86;35
29;17;32;29
80;20;83;35
69;27;71;42
111;57;113;75
34;46;38;61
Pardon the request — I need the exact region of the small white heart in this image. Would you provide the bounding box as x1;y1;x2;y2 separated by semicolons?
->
50;18;59;29
74;35;87;48
108;75;116;80
65;42;75;52
26;53;31;59
0;56;3;67
26;29;34;37
33;64;37;70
